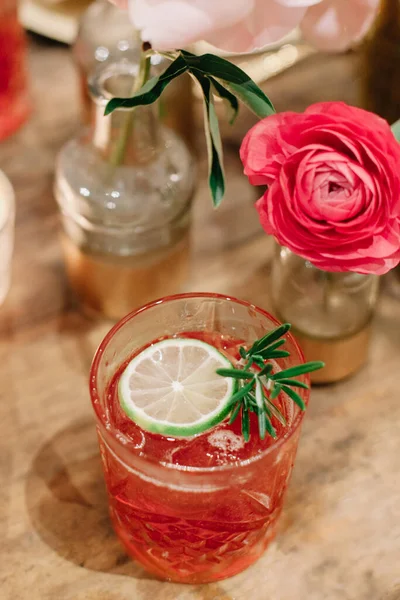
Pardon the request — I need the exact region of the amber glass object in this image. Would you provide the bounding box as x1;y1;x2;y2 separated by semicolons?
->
271;247;379;384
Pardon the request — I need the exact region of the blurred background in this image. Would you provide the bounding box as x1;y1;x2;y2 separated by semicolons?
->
0;0;399;330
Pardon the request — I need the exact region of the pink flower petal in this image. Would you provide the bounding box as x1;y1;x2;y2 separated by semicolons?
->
301;0;380;52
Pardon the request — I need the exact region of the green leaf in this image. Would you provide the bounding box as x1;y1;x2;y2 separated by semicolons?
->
392;118;400;142
281;385;306;411
195;74;225;207
261;350;291;359
241;407;250;442
258;363;273;378
216;368;254;380
208;76;239;125
249;324;291;356
181;51;275;118
255;379;264;411
270;383;282;400
271;361;325;381
265;398;287;426
105;54;187;115
264;339;286;353
239;347;247;360
229;401;242;425
227;381;255;407
264;414;277;439
258;411;266;440
278;378;309;390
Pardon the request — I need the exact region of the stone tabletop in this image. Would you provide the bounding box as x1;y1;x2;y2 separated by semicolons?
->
0;36;399;600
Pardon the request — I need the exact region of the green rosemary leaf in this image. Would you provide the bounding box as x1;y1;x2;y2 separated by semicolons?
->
239;347;247;360
252;356;266;370
271;361;325;380
261;350;291;359
263;339;286;353
265;398;287;426
255;379;264;411
216;368;255;380
281;385;306;411
270;383;282;400
241;407;250;442
278;378;309;390
258;411;266;440
248;324;291;356
227;381;255;407
258;363;273;378
264;413;277;439
229;401;242;425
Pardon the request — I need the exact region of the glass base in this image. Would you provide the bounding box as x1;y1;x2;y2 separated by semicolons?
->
293;324;371;384
111;511;279;584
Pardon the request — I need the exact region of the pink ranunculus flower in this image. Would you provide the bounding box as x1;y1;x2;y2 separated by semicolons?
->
240;102;400;275
110;0;379;54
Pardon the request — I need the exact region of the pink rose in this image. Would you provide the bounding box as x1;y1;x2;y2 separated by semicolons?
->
110;0;379;54
240;102;400;275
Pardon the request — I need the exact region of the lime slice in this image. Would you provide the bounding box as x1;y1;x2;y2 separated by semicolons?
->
118;338;236;437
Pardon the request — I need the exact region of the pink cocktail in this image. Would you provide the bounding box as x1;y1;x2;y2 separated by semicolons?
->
0;1;30;140
90;293;310;584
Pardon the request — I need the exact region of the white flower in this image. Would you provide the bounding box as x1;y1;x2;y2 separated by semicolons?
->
111;0;379;53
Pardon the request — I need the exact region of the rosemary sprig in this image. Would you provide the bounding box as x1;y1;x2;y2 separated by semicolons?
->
216;324;324;443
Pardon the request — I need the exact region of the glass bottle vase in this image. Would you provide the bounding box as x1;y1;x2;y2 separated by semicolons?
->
73;0;195;149
54;61;194;321
271;246;379;384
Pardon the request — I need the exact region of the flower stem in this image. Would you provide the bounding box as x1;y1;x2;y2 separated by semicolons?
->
109;52;152;168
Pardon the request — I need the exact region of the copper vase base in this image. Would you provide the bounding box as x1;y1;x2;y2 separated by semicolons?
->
293;325;371;384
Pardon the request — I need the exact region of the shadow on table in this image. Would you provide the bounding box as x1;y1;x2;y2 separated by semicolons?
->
25;418;151;580
25;419;236;599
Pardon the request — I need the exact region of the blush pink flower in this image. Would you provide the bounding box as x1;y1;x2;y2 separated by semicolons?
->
109;0;379;54
240;102;400;275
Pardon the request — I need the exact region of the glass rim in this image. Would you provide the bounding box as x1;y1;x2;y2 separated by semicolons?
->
90;292;310;475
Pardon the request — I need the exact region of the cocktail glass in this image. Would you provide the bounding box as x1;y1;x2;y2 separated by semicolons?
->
90;293;309;584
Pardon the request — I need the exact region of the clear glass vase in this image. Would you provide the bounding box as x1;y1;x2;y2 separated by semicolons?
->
271;246;379;384
73;0;195;149
54;61;194;321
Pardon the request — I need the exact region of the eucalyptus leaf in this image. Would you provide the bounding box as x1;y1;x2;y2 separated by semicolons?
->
181;51;275;118
105;54;187;114
209;76;239;125
195;74;225;207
